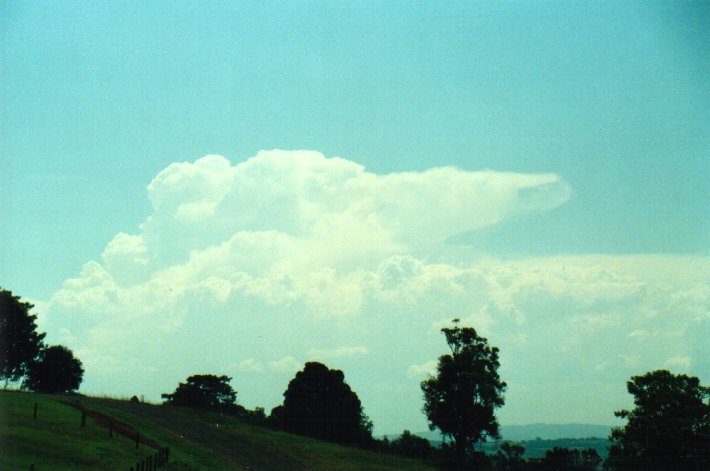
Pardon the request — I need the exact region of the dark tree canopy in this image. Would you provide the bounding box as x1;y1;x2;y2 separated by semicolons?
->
24;345;83;394
389;430;432;459
0;288;46;383
499;442;526;463
161;374;237;412
539;447;601;471
280;361;372;444
421;319;506;465
606;369;709;471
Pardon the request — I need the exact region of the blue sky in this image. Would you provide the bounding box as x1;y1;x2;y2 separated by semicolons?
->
2;1;708;434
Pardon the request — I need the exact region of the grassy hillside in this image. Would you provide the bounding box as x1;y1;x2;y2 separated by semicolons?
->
0;390;159;470
0;391;438;470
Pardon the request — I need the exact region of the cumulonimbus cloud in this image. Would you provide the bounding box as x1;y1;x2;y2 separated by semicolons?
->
38;151;707;432
113;151;571;281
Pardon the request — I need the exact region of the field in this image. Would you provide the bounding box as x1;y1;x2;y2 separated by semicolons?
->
0;390;438;470
0;390;158;470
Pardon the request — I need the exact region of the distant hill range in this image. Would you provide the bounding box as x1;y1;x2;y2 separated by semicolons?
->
412;423;614;443
408;424;614;458
499;423;613;441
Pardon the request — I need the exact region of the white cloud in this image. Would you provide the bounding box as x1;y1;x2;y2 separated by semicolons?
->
102;233;147;263
269;356;302;373
628;329;655;339
50;262;118;317
39;151;709;433
57;327;77;345
407;361;438;378
307;346;370;361
664;356;691;372
130;151;571;272
239;359;264;373
146;154;233;213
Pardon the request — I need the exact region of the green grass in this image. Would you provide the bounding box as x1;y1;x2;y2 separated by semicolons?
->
1;391;439;470
84;397;438;470
199;418;437;471
0;390;156;470
77;398;243;470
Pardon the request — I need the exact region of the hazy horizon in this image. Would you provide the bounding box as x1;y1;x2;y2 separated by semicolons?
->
2;1;707;435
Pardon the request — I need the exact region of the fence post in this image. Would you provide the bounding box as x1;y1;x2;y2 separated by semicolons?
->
30;464;34;471
109;421;113;438
135;431;140;448
80;410;86;427
165;447;169;463
33;402;38;420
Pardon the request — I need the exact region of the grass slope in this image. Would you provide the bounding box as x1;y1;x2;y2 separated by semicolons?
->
1;391;438;470
0;390;156;470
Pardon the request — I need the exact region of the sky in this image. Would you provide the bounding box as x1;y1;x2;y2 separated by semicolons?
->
1;1;708;435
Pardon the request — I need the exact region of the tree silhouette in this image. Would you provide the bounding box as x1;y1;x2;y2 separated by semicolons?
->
389;430;432;459
492;441;526;470
580;449;603;470
535;447;601;471
280;361;372;444
421;319;506;466
162;374;237;412
606;369;709;471
24;345;83;393
0;288;46;384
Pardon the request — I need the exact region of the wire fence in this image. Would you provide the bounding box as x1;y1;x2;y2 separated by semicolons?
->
27;401;171;471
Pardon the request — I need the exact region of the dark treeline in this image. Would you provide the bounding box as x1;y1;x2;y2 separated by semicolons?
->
1;288;83;393
157;319;708;470
3;287;708;470
375;436;604;471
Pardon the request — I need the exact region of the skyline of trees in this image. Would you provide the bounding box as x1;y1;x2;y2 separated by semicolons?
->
1;287;82;394
606;369;709;471
275;361;373;445
162;374;238;412
23;344;84;394
422;319;507;466
0;288;46;384
2;285;707;469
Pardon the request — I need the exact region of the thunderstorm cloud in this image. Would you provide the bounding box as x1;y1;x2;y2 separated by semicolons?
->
40;151;708;432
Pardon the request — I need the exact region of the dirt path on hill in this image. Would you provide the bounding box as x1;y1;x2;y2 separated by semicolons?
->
76;397;306;471
57;398;162;449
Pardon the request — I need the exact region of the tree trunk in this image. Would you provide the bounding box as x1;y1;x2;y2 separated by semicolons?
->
454;433;466;468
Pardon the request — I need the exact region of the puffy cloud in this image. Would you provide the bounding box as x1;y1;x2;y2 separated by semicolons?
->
147;154;233;214
40;151;708;433
407;360;438;378
50;262;118;317
102;233;147;264
130;151;571;272
664;356;691;371
269;356;302;373
239;359;264;373
307;346;370;361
